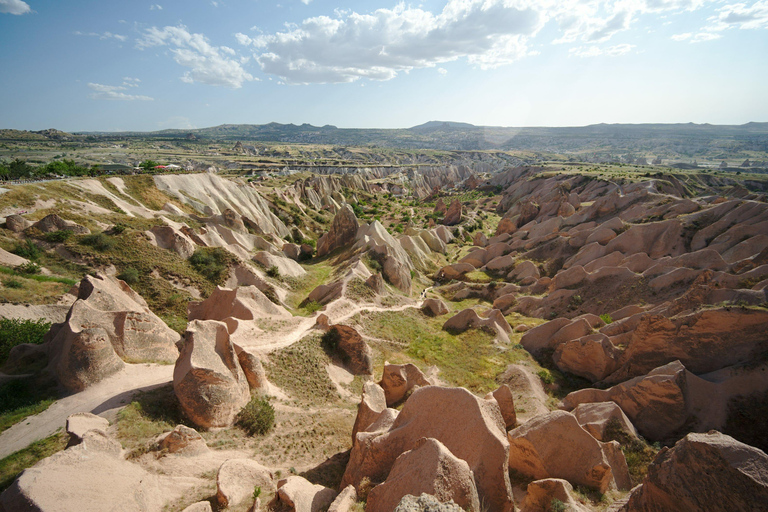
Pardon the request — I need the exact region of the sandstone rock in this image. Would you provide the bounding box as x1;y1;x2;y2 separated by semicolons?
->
342;386;513;512
473;232;488;247
77;429;123;456
572;402;639;442
441;200;462;226
621;432;768;512
586;227;617;246
276;476;337;512
5;214;32;232
491;293;517;314
434;198;448;216
328;485;357;512
352;382;388;440
317;204;359;257
173;320;250;429
0;444;164;511
188;285;290;323
366;438;480;512
149;225;197;259
52;324;126;393
379;363;433;406
442;308;511;342
308;281;343;305
159;425;209;456
182;502;213;512
507;410;630;493
365;273;385;294
518;200;540;227
283;242;301;261
436;263;475;280
520;318;571;356
486;384;516;429
66;412;109;446
29;213;89;234
422;298;449;317
553;333;619;382
329;325;373;375
373;244;412;293
509;260;539;281
394;493;465;512
217;458;275;509
522;479;589;512
315;314;330;331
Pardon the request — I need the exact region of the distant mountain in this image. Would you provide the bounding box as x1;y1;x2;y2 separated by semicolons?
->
410;121;478;132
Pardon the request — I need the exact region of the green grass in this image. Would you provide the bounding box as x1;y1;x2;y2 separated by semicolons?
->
357;308;532;393
0;432;68;492
603;418;659;487
264;335;338;404
285;260;335;310
0;317;51;365
0;265;76;286
114;385;189;457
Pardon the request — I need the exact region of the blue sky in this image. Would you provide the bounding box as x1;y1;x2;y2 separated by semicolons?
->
1;0;766;132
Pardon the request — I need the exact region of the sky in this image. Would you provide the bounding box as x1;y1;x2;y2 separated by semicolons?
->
0;0;767;132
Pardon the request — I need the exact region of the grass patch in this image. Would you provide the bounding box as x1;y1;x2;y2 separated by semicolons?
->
285;260;335;310
189;247;237;285
358;308;531;393
0;317;50;365
0;378;58;433
603;418;659;487
264;335;338;404
120;174;175;211
0;432;68;492
346;277;376;302
114;385;188;457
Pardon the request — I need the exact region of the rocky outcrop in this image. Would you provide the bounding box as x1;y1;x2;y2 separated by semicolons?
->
522;479;589;512
379;363;433;406
394;494;464;512
317;204;360;257
328;325;373;375
366;438;480;512
253;250;306;278
276;476;337;512
158;425;209;456
486;385;516;430
352;382;388;439
441;200;462;226
422;298;449;317
572;402;639;442
65;412;110;447
442;308;511;342
173;320;250;429
4;214;32;232
148;225;197;259
29;214;89;234
507;410;631;493
216;459;275;509
621;432;768;512
342;386;514;512
45;274;179;391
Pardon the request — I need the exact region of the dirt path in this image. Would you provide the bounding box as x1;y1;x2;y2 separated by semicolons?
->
0;364;173;459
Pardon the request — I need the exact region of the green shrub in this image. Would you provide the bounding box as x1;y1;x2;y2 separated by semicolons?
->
0;318;51;365
550;499;567;512
117;267;140;285
266;265;280;278
599;313;613;324
4;279;22;289
321;327;341;352
42;230;72;243
110;223;128;235
14;262;40;275
189;248;234;284
303;300;322;314
537;369;555;385
80;232;116;251
12;240;41;261
236;395;275;436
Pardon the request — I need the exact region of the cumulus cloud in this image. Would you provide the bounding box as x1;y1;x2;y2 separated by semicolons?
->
88;83;154;101
0;0;31;15
708;0;768;30
137;25;254;88
569;43;635;57
74;31;127;42
246;0;544;84
150;4;162;10
671;32;692;40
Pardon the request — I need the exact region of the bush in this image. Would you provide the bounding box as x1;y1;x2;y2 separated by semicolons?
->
80;232;116;251
14;262;41;275
321;327;341;352
117;267;140;285
4;279;22;289
599;313;613;324
189;248;234;284
12;240;41;261
266;266;280;278
110;223;128;235
303;300;322;314
42;230;71;243
0;318;51;365
236;395;275;436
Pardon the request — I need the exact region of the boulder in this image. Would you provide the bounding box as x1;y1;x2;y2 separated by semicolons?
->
366;438;480;512
29;214;89;234
621;432;768;512
507;410;630;493
352;382;388;440
373;244;412;293
51;324;125;393
341;386;514;512
473;232;488;247
553;333;619;382
276;476;337;512
486;384;516;429
328;485;357;512
522;479;589;512
283;242;301;261
442;308;511;342
181;502;213;512
149;225;196;259
317;204;359;257
0;442;164;511
394;493;464;512
159;425;209;456
216;458;275;509
5;214;32;232
434;198;448;216
66;412;110;446
188;285;290;324
173;320;251;429
572;402;639;442
328;325;373;376
436;263;475;280
519;318;572;356
379;363;433;406
234;344;267;390
441;200;462;226
422;298;449;317
365;273;385;294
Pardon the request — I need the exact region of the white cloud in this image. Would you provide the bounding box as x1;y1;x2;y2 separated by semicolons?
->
438;67;448;75
301;0;312;4
88;83;154;101
74;31;127;42
671;32;692;40
150;4;162;10
708;0;768;30
137;25;255;88
569;43;635;57
122;77;141;87
691;31;722;41
0;0;31;15
249;0;544;84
